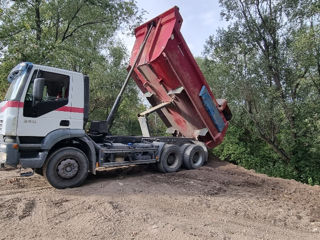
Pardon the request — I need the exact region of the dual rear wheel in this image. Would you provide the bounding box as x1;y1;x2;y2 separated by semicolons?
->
157;143;207;173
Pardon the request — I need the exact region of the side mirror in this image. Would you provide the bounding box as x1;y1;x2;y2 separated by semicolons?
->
33;78;45;103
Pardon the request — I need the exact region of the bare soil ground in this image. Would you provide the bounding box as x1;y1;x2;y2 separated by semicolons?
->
0;157;320;240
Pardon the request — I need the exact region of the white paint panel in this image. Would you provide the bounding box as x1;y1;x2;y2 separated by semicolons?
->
16;65;85;137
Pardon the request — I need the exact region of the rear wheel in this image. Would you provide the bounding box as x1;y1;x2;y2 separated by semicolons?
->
183;145;205;170
179;143;191;156
157;144;182;173
43;147;89;189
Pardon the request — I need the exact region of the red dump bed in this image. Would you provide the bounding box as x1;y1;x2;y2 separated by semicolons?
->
129;6;231;149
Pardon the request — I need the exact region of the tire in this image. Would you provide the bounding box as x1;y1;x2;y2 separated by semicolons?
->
157;144;182;173
179;143;191;169
198;143;208;163
180;143;191;155
43;147;89;189
183;144;205;170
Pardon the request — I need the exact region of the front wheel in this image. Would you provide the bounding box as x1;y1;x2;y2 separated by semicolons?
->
43;147;89;189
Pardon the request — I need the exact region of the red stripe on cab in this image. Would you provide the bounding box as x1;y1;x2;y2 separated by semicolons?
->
0;101;83;114
56;106;84;113
0;101;24;112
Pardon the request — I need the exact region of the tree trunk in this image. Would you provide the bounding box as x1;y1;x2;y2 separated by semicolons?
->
35;0;42;43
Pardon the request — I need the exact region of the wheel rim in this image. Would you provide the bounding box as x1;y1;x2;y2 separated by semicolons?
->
57;159;79;179
167;153;179;168
192;151;203;166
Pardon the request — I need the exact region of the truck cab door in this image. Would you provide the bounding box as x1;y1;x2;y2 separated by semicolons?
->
17;68;72;137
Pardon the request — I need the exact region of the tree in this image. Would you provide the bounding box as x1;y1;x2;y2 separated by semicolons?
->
202;0;320;183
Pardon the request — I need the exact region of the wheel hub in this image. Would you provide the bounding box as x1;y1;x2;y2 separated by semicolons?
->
192;152;200;164
57;159;79;179
167;153;177;166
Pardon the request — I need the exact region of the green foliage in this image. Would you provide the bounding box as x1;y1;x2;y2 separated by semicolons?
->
213;125;299;180
147;112;168;136
202;0;320;184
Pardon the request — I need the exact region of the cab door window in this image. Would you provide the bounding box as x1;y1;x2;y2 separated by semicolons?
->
23;70;70;118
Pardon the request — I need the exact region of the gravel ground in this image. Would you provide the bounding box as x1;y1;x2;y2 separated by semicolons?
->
0;157;320;240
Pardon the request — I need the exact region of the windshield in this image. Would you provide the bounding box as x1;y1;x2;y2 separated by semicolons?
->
4;73;25;101
4;62;33;101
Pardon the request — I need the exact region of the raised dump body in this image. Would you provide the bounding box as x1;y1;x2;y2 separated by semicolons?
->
129;6;231;149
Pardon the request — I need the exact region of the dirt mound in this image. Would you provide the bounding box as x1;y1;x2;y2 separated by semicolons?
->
0;158;319;240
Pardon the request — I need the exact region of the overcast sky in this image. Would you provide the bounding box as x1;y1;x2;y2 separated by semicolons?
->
121;0;226;57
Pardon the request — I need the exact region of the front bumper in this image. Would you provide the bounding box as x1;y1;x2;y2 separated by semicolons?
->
0;142;19;168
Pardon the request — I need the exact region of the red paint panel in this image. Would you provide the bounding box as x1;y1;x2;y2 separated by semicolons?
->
0;101;24;112
0;101;83;113
129;6;230;149
56;106;84;113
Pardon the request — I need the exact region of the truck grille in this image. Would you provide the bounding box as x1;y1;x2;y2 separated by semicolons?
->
0;120;3;132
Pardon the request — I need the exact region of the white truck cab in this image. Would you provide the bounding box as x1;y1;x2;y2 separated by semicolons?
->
0;62;89;169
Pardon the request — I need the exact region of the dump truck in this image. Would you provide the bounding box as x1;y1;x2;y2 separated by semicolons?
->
0;6;231;188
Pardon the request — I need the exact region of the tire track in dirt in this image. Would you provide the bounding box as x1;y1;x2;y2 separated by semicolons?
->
0;158;320;239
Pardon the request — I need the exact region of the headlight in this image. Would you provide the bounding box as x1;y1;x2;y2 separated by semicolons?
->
0;152;6;163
